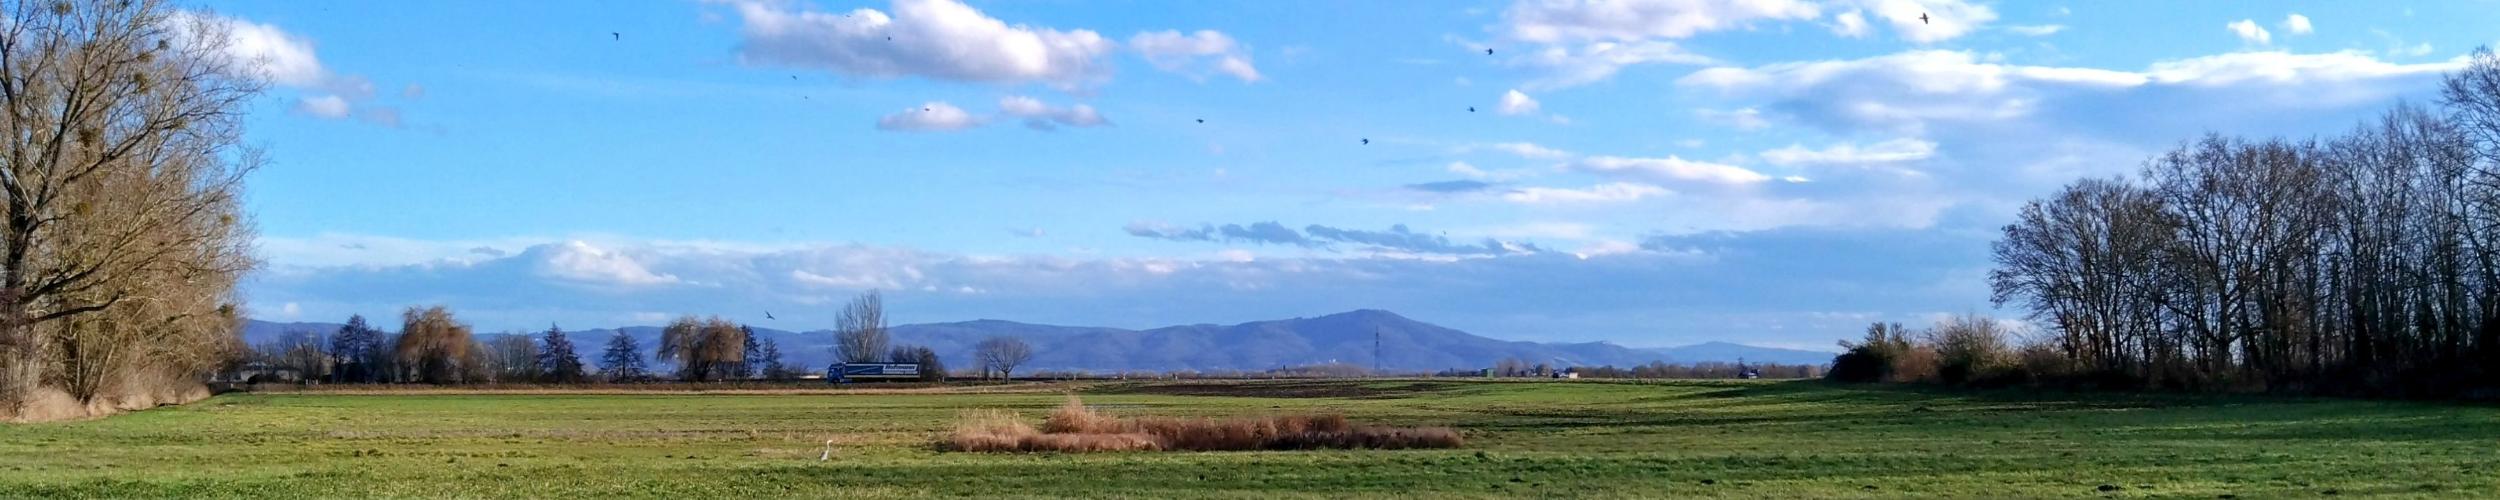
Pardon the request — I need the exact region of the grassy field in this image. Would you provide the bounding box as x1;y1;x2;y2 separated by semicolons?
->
3;379;2497;498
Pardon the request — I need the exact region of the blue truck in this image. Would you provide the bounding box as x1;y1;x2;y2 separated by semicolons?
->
828;362;921;383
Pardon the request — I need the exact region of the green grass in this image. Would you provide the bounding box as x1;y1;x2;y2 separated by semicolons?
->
3;379;2496;498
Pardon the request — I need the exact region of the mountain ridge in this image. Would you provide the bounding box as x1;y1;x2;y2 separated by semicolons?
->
241;310;1833;372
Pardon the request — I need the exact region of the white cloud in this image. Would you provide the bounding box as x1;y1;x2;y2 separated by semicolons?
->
1830;10;1870;38
1497;89;1541;115
1674;49;2455;134
998;95;1108;130
2005;24;2064;36
2282;13;2312;36
533;241;679;286
1503;0;1821;43
1502;182;1671;204
1571;155;1771;186
2227;19;2271;45
294;94;351;119
1695;107;1769;130
877;101;982;131
171;11;328;87
1515;40;1714;89
1129;30;1261;82
1468;142;1575;160
724;0;1115;88
1848;0;1997;43
279;302;302;320
1760;138;1937;166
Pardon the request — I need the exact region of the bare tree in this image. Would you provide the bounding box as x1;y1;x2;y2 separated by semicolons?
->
974;336;1031;379
833;291;889;364
657;315;745;381
394;306;474;384
0;0;261;410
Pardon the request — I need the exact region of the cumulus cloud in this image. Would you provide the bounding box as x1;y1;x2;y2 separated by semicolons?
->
2227;19;2270;45
1129;29;1261;82
1502;182;1672;204
1570;155;1772;186
998;95;1109;130
1497;89;1541;115
1503;0;1820;43
723;0;1114;88
529;241;679;286
877;101;982;131
2282;13;2312;36
1760;138;1937;166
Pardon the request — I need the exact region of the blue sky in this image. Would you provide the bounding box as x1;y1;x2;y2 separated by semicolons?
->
204;0;2498;350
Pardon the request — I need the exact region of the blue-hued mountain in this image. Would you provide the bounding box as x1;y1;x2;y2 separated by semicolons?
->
242;310;1832;372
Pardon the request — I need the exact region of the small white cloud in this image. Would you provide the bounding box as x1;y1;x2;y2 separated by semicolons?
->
279;302;302;320
2005;24;2064;36
1760;138;1937;166
876;101;982;132
998;95;1109;130
2227;19;2271;45
1571;155;1771;186
1129;29;1261;82
535;241;679;286
1497;89;1541;115
1502;182;1671;204
2282;13;2312;35
1503;0;1821;43
725;0;1115;88
1516;40;1714;89
172;11;329;88
1830;10;1870;38
1469;142;1573;160
294;94;350;119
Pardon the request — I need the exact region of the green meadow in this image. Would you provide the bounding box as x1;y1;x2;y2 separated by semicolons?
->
4;380;2495;498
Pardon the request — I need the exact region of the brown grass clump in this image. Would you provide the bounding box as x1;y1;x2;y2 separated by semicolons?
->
943;395;1461;453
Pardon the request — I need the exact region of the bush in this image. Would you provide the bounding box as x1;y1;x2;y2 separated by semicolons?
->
944;395;1461;453
1828;322;1915;383
1929;314;2012;386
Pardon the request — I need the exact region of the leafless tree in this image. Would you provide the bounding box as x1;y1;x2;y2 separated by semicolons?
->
394;306;474;384
973;336;1030;379
0;0;261;410
833;291;888;364
657;315;745;381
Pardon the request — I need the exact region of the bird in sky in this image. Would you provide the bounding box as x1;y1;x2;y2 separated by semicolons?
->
765;311;775;320
1485;48;1494;55
1196;119;1205;123
610;32;619;40
1919;13;1929;24
1361;138;1370;145
1468;106;1476;112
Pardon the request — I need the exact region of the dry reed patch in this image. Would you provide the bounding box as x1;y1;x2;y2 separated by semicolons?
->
943;396;1461;453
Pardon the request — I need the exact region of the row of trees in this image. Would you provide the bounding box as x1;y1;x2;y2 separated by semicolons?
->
247;292;1043;384
1982;47;2500;396
0;0;264;416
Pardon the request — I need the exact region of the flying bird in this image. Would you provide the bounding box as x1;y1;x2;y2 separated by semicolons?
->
1196;119;1205;123
610;32;619;40
1468;106;1476;112
765;311;775;320
1361;138;1370;145
1918;13;1929;24
1485;48;1494;55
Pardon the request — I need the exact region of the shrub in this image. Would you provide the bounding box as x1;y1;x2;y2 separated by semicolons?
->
1929;314;2012;386
945;395;1461;453
1829;322;1915;383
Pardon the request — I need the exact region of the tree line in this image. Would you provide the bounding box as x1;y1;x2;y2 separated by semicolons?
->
243;292;1043;384
1838;47;2500;397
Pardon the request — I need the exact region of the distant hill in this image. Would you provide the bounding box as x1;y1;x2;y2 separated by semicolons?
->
243;310;1831;373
